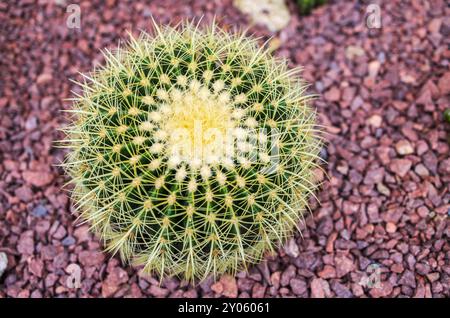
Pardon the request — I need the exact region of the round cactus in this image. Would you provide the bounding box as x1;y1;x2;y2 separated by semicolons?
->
63;21;322;282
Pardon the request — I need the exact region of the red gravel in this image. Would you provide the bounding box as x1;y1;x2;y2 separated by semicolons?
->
0;0;449;298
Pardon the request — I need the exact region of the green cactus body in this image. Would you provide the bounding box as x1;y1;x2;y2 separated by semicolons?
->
297;0;326;15
444;108;450;123
63;22;322;282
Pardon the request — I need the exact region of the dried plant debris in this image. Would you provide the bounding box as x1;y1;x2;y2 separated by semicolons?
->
234;0;291;32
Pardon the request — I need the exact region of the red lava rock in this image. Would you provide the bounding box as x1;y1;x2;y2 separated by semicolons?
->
426;273;440;283
128;283;143;298
281;265;297;286
6;285;21;298
310;278;330;298
101;267;129;297
326;232;338;253
439;158;450;175
318;265;336;279
44;273;59;288
0;97;8;108
437;72;450;95
399;270;416;288
351;283;365;297
78;250;105;267
414;164;429;177
28;258;44;277
417;88;433;107
257;261;271;284
369;281;393;298
211;281;224;295
342;201;360;215
149;285;169;298
364;167;385;185
331;281;353;298
317;216;333;235
17;289;30;298
283;238;299;258
17;231;34;256
52;225;67;240
237;277;254;292
40;245;57;260
416;263;430;276
324;86;341;102
270;271;281;289
416;140;429;156
251;283;266;298
389;159;412;177
290;278;307;296
183;289;198;298
14;186;33;202
53;251;69;270
220;275;238;298
335;255;355;278
413;281;429;298
22;170;54;187
30;290;43;298
73;225;91;243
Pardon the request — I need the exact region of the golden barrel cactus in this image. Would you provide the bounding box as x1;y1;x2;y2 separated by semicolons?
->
63;21;322;282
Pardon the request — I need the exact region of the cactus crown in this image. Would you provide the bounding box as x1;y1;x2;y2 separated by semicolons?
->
63;21;322;283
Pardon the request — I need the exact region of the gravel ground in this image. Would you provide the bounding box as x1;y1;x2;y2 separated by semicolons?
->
0;0;449;298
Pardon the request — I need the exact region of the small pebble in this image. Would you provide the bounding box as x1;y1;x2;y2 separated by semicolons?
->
31;205;48;217
62;236;76;246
